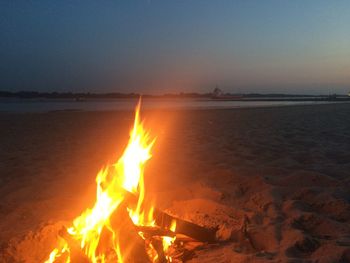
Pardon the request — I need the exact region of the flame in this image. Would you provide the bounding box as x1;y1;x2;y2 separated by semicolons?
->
163;220;177;261
44;237;70;263
45;99;176;263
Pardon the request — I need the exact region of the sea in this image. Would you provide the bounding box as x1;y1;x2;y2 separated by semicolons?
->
0;98;347;113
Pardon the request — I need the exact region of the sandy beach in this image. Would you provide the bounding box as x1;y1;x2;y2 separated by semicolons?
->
1;103;350;262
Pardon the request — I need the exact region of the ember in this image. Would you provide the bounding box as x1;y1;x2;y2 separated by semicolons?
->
45;100;216;263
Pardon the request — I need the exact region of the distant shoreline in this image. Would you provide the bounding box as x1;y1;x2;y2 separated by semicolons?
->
1;96;349;113
1;91;349;102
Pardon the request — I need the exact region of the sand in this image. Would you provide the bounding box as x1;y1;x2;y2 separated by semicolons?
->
0;103;349;262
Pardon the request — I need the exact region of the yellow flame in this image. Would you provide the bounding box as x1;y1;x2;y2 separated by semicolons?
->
163;220;177;261
44;237;70;263
45;99;175;262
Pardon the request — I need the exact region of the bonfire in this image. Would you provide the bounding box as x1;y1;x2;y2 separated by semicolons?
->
45;100;217;263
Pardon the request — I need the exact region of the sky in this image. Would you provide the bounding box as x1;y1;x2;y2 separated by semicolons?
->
1;0;350;94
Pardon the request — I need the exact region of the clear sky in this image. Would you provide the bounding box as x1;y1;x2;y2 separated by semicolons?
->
1;0;349;94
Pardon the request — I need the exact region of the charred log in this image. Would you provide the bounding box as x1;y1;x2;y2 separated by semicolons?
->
150;238;167;263
153;208;218;243
124;191;218;243
135;226;175;239
110;204;150;262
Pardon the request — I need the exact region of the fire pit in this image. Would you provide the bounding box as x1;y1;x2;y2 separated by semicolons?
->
45;100;226;263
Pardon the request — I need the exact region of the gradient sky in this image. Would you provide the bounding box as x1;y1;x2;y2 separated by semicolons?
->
1;0;349;94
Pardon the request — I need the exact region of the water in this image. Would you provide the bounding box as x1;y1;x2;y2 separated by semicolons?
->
0;98;346;113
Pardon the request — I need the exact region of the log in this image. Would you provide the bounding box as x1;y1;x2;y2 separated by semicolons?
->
149;238;167;263
58;227;90;263
110;203;151;262
58;204;150;262
153;208;218;243
123;191;218;243
135;226;175;239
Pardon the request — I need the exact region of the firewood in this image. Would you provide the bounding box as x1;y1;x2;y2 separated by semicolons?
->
149;238;167;263
135;226;176;239
58;204;150;262
123;191;218;243
153;208;218;243
58;227;90;263
110;204;151;262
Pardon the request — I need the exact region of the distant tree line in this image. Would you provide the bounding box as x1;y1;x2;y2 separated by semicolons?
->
0;91;141;99
0;91;213;99
0;90;346;100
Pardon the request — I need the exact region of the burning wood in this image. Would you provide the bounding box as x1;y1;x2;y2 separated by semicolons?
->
123;191;218;242
153;209;217;243
55;199;218;261
44;100;219;263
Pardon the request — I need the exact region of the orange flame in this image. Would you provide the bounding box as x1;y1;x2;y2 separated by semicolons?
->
45;99;176;263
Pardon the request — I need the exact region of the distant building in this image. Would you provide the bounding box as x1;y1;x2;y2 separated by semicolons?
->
211;86;243;100
212;86;223;98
